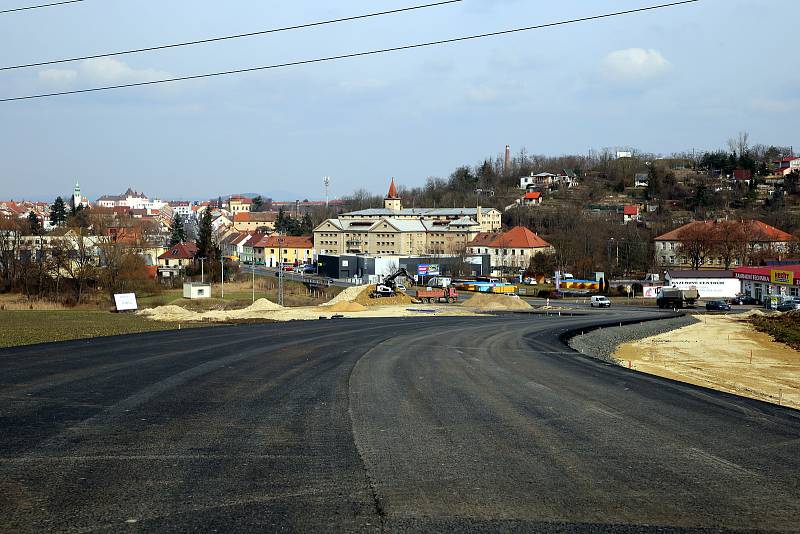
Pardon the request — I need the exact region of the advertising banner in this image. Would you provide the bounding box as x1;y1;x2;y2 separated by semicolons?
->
770;270;794;285
113;293;138;312
418;264;440;276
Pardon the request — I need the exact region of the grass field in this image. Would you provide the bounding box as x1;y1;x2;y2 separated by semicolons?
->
0;310;205;348
750;312;800;351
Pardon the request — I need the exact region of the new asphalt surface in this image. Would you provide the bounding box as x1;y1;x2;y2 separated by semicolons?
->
1;311;799;533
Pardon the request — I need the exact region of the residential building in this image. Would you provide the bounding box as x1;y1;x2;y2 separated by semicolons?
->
654;220;794;268
623;205;641;224
245;235;314;267
314;179;500;256
467;226;554;275
227;196;253;215
773;157;800;171
232;211;277;232
168;201;193;218
157;242;198;278
522;191;543;207
634;173;649;188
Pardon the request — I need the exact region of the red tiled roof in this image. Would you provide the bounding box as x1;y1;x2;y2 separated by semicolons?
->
251;235;313;249
470;226;552;249
158;242;198;260
624;205;639;215
233;211;277;223
524;192;542;200
733;169;752;180
655;220;794;242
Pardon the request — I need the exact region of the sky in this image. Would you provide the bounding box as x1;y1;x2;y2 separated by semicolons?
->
0;0;797;202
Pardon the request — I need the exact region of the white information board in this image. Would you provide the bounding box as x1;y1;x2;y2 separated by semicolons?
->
114;293;138;312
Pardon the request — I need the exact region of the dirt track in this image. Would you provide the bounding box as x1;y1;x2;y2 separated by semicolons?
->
615;313;800;409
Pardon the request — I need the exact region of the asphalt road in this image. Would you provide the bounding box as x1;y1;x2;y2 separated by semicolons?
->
1;311;799;533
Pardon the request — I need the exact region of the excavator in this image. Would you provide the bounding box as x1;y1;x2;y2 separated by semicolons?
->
370;268;413;298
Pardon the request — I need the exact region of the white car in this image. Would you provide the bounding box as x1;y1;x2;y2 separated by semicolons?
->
590;296;611;308
395;283;407;292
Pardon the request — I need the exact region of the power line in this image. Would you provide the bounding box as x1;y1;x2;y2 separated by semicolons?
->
0;0;85;15
0;0;700;103
0;0;463;71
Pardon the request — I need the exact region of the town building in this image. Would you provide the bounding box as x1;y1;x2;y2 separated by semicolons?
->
522;191;542;207
623;205;641;224
314;179;501;256
232;212;277;232
663;270;740;299
654;220;794;268
157;242;198;278
227;196;253;215
244;235;314;267
96;188;165;212
734;264;800;302
467;226;554;275
72;182;90;209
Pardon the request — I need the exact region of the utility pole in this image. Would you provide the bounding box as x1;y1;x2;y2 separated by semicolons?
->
198;257;206;284
221;255;224;298
277;237;285;306
252;262;255;303
323;176;331;208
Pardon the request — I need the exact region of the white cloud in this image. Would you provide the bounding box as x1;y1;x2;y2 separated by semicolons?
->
37;58;172;88
38;68;78;84
601;48;672;82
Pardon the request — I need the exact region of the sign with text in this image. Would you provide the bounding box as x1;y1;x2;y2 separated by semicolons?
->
770;270;794;285
113;293;138;312
418;264;440;276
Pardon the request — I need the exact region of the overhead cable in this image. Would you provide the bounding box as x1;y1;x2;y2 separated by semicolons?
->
0;0;700;103
1;0;85;15
0;0;463;71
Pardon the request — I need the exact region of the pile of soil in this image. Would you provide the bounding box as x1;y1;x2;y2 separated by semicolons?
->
354;285;416;307
324;301;367;312
138;305;201;322
463;293;532;311
320;285;369;307
244;298;284;312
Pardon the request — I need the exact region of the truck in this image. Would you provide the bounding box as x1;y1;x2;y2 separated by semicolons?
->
656;286;699;309
415;287;458;304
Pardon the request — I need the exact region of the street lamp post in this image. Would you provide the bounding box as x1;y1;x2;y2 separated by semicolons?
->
198;257;207;284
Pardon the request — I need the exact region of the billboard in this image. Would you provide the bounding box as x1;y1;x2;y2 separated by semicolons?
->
113;293;138;312
418;264;440;276
770;270;794;285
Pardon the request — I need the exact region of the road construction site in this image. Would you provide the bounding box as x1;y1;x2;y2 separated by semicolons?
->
613;311;800;410
138;284;535;323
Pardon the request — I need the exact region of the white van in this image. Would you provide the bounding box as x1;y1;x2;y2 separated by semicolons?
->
590;296;611;308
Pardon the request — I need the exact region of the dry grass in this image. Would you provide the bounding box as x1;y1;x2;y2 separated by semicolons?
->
0;310;206;348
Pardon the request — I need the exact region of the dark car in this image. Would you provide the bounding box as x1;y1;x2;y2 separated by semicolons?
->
730;295;758;305
705;300;731;311
777;299;800;312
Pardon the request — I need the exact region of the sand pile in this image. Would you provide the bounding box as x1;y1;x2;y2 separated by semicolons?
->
354;286;416;307
138;305;202;322
324;301;367;312
320;285;369;307
463;293;532;311
245;298;284;312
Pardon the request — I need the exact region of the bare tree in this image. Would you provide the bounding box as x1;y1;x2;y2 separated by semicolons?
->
727;131;750;157
52;228;98;303
714;220;748;269
677;223;715;270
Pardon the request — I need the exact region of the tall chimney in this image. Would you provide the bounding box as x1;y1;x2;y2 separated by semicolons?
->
504;145;511;175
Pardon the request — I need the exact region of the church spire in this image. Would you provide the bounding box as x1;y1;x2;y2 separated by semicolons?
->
387;177;399;199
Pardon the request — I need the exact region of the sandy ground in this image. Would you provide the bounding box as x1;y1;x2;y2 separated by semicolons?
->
138;287;536;324
615;313;800;410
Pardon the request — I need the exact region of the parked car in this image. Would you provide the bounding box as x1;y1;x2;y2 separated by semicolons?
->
777;299;800;312
395;283;407;292
705;300;731;311
590;295;611;308
730;295;758;305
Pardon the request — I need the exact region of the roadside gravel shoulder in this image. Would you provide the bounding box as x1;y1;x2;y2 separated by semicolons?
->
569;314;699;363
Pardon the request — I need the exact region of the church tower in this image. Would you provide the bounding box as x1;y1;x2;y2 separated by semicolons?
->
384;177;402;211
72;181;82;209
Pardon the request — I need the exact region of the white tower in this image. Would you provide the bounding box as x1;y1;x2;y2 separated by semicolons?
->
72;181;82;209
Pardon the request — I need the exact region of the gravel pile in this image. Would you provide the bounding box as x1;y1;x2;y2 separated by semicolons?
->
569;315;699;363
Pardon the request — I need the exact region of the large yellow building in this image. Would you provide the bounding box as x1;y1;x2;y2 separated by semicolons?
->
314;179;502;256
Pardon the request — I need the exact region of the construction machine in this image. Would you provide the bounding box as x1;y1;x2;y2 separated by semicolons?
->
370;268;413;298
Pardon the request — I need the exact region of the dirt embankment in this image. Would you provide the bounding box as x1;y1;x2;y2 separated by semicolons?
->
462;293;533;311
615;313;800;410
